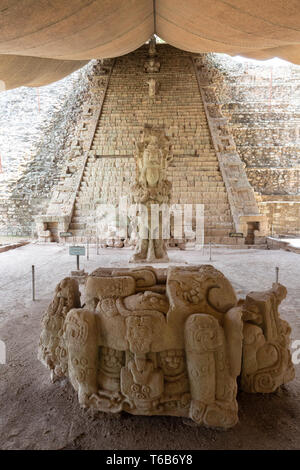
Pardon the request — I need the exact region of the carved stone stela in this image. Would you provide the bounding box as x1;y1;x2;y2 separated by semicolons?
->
38;265;295;429
130;125;173;263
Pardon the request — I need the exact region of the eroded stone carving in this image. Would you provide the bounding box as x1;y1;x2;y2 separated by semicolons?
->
146;78;159;98
144;58;161;73
130;125;173;263
241;283;295;393
148;36;158;57
38;277;81;382
38;265;295;429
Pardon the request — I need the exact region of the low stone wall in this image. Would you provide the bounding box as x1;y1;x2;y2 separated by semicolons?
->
258;195;300;236
266;237;300;254
0;240;30;253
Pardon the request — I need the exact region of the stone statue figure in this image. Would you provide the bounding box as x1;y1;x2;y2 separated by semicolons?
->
148;36;157;57
130;125;173;262
144;36;160;74
144;58;161;73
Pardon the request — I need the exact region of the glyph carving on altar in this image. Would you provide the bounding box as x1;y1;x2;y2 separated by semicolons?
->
38;265;295;429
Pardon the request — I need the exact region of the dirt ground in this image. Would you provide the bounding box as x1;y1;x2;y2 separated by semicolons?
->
0;243;299;450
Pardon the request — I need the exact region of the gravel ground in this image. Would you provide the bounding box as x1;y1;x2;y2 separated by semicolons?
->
0;243;299;450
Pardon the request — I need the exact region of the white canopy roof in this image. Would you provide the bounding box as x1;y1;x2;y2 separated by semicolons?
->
1;0;300;89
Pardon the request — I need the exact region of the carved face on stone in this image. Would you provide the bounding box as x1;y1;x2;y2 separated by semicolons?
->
53;278;80;313
144;143;160;167
125;316;152;354
57;279;71;299
160;350;186;375
142;142;161;187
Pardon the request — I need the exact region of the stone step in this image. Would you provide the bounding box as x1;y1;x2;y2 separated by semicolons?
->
204;236;242;245
69;49;235;245
69;222;86;230
71;216;89;223
203;228;234;237
68;233;239;246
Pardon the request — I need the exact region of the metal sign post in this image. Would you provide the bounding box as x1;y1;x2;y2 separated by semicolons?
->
69;246;86;270
60;232;73;237
60;232;73;245
32;265;35;301
276;266;279;283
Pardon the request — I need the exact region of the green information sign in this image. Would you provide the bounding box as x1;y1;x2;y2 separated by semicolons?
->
69;246;86;256
229;232;244;238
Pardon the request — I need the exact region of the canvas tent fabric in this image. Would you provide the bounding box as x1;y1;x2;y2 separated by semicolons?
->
1;0;300;89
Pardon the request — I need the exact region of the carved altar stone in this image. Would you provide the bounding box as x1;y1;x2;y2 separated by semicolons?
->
130;125;173;263
38;265;295;429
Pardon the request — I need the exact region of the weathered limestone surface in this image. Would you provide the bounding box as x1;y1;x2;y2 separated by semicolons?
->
38;265;295;429
2;45;299;239
0;61;96;236
35;60;114;242
193;55;268;241
241;283;295;393
201;53;300;236
69;45;235;245
257;195;300;236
